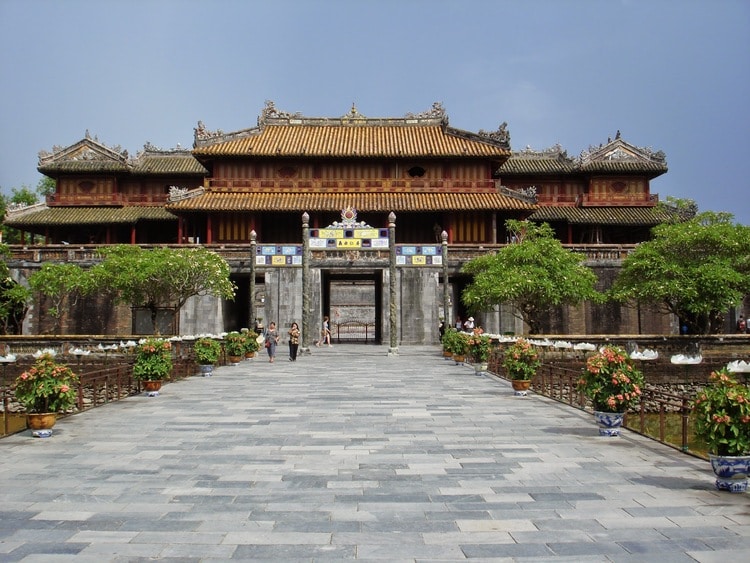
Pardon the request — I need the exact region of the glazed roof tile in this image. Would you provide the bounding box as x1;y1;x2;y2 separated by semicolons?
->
193;125;511;159
3;206;176;227
130;152;208;175
528;206;672;225
167;189;534;213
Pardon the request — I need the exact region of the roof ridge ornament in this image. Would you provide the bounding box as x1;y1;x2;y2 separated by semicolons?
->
478;121;511;148
578;133;667;165
405;102;448;124
343;103;365;120
38;135;128;165
516;143;569;159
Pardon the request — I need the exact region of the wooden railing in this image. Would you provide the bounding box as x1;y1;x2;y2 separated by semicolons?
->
0;340;221;437
491;360;698;456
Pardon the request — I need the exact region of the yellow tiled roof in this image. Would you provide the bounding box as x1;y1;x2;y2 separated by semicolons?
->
193;125;511;159
167;189;534;213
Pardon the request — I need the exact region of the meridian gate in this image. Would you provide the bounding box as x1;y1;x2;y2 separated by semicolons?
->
231;207;450;351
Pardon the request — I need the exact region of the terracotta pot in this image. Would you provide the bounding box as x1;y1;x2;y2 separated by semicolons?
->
27;412;57;431
228;355;243;365
142;380;162;392
511;379;531;391
511;379;531;396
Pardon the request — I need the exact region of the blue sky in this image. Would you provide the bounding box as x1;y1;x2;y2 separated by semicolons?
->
1;0;748;225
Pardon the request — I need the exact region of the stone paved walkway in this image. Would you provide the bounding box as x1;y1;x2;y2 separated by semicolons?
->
1;345;748;562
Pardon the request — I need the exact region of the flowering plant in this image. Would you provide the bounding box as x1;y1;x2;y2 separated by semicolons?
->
241;328;260;354
132;338;173;381
224;331;245;356
692;368;750;457
193;337;221;365
467;328;491;363
14;353;79;413
576;345;644;412
442;328;470;356
501;338;541;380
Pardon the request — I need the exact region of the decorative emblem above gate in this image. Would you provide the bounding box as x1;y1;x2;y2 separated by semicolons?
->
310;207;389;250
341;206;357;225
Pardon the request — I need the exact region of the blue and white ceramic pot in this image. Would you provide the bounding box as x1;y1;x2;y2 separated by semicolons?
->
593;411;625;437
709;454;750;493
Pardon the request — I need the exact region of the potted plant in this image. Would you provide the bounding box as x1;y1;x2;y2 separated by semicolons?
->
132;337;173;393
467;328;491;373
692;367;750;492
501;338;541;396
441;327;455;359
13;352;79;435
241;328;260;358
194;337;221;376
444;328;470;364
576;345;644;436
224;331;245;364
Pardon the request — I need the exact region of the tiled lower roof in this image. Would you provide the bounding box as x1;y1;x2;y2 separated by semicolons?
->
166;189;535;212
3;206;177;227
528;206;671;225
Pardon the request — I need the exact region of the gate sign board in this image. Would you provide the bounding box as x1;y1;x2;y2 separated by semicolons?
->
310;207;388;250
256;245;303;266
396;245;442;266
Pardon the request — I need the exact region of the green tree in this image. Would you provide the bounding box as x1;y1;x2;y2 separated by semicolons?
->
28;262;91;334
36;176;56;198
1;184;41;244
91;245;236;334
0;243;32;334
610;210;750;334
461;220;601;334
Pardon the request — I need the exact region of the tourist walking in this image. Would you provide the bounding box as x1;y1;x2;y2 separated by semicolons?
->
315;316;332;347
265;321;279;363
288;322;300;361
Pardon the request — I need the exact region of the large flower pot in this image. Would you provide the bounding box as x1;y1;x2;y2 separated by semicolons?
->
27;412;56;438
593;411;625;437
142;380;162;396
709;454;750;493
511;379;531;397
453;354;466;365
473;362;488;376
198;364;214;377
228;355;243;365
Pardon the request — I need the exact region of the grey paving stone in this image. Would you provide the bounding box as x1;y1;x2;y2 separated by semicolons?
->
0;344;747;561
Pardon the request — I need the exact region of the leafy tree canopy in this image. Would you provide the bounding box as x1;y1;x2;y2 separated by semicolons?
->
28;262;91;334
91;246;236;333
461;220;601;334
610;209;750;334
1;180;46;244
0;243;32;334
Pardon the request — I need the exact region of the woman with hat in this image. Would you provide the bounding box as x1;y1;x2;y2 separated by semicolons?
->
464;317;475;331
